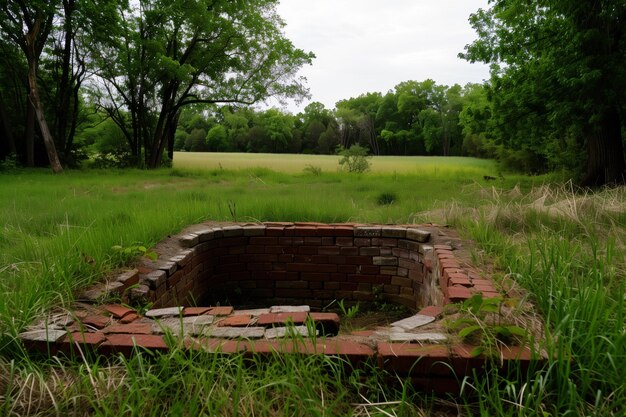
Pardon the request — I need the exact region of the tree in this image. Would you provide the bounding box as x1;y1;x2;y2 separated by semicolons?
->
0;0;63;173
462;0;626;185
89;0;313;168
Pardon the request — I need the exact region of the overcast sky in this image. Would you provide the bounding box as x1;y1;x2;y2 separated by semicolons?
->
271;0;491;113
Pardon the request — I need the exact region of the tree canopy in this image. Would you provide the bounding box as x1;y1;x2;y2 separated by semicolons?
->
461;0;626;185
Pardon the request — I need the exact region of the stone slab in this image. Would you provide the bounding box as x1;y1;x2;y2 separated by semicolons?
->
269;305;310;313
19;329;67;342
145;306;184;318
390;314;435;330
152;316;215;335
388;332;448;343
206;327;266;339
264;326;312;339
232;308;270;316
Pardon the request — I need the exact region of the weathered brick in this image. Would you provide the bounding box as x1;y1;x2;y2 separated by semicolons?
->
354;226;382;237
257;312;308;326
103;323;152;335
359;247;380;256
406;228;431;243
276;280;309;289
217;315;253;327
100;334;168;356
391;276;412;288
381;227;406;238
243;225;266;236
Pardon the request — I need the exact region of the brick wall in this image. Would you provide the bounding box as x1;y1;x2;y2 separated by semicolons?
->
135;223;441;310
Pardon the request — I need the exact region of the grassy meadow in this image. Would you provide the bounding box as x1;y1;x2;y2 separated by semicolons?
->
0;154;624;416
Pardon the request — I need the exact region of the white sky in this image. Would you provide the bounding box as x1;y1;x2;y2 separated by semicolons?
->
271;0;491;113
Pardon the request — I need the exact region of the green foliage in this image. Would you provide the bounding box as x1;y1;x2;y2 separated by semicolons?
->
462;0;626;184
337;299;360;319
111;244;158;261
448;294;527;358
337;145;371;173
376;192;397;206
302;165;322;176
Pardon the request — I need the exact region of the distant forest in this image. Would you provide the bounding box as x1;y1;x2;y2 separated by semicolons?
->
1;0;624;184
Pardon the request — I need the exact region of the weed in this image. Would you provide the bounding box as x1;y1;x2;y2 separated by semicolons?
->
111;243;158;261
447;294;527;358
338;299;360;318
376;191;397;205
302;164;322;175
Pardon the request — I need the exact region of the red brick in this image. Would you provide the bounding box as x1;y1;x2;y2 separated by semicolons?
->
446;286;472;302
217;315;253;327
340;247;359;255
100;334;168;356
257;311;308;326
103;323;152;335
265;227;285;237
434;245;453;250
218;237;248;247
346;256;373;265
473;284;497;292
332;227;354;237
120;313;141;324
303;237;321;245
293;226;317;236
318;247;341;255
268;271;298;281
377;343;453;376
274;289;312;298
301;272;330;281
359;247;380;256
183;307;212;316
207;306;234;316
63;332;106;347
249;236;278;245
340;282;358;290
358;265;380;275
350;330;374;336
353;238;371;247
296;246;317;255
81;315;111;329
311;226;333;236
481;291;501;298
336;237;354;247
440;260;461;270
276;280;308;289
418;305;444;318
103;304;135;319
286;263;337;273
449;277;473;287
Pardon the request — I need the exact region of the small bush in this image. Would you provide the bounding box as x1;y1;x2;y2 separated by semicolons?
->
376;192;397;205
303;164;322;175
337;144;371;173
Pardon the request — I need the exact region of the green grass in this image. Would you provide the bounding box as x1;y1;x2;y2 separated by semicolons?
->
174;151;498;176
0;155;624;416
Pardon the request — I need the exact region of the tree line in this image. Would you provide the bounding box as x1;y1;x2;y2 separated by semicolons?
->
0;0;312;171
1;0;624;184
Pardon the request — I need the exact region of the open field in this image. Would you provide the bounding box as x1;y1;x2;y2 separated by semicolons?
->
0;154;624;416
174;152;498;176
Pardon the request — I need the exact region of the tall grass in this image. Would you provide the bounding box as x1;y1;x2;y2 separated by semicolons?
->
443;184;626;415
1;165;623;415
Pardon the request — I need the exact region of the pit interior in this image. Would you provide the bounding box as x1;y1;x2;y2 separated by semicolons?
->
20;222;540;394
139;222;447;312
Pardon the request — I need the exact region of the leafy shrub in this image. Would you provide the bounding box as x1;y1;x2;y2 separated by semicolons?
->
337;144;371;173
376;192;397;205
303;164;322;175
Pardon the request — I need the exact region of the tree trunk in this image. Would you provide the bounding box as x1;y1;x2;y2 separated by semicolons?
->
0;93;17;155
25;100;35;167
27;60;63;173
582;107;625;186
23;12;63;173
